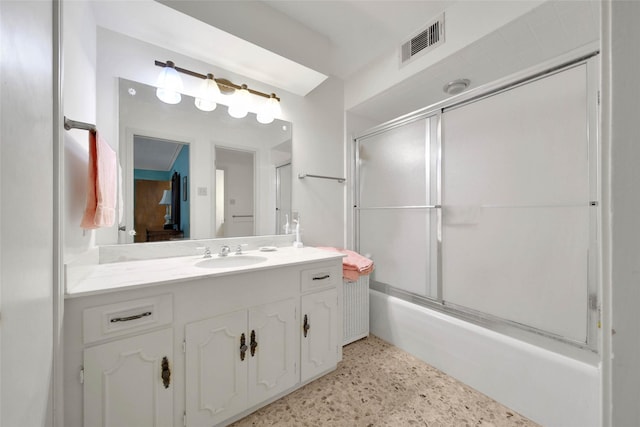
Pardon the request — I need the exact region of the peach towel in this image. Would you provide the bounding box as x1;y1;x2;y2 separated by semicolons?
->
316;247;374;281
80;131;117;229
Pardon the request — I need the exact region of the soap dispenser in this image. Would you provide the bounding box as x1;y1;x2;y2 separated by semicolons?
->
293;218;303;248
283;214;290;235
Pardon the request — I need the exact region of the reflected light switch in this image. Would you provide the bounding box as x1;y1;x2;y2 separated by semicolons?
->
197;187;207;196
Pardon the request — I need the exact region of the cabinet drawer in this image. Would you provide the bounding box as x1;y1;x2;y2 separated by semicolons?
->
83;294;173;344
301;266;338;293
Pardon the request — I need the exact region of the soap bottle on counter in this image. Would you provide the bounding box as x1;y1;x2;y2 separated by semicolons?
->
293;218;303;248
283;214;290;235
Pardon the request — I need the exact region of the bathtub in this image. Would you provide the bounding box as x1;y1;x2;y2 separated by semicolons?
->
369;289;601;427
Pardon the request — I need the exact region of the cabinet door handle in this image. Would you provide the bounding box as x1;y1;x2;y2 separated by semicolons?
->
250;330;258;357
240;333;248;361
303;314;310;338
161;356;171;389
312;274;330;281
109;311;152;323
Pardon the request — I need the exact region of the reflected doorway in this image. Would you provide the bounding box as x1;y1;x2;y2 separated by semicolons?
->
133;135;190;242
215;147;255;237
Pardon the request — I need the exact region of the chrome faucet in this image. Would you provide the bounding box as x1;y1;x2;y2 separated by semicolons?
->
197;246;212;258
219;245;231;257
235;244;247;255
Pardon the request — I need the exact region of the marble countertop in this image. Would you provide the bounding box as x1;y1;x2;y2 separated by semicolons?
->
65;246;345;299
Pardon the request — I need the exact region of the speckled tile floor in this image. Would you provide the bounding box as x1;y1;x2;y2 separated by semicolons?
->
232;335;539;427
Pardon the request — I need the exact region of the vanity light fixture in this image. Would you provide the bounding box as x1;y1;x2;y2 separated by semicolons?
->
156;60;183;104
154;60;282;123
228;84;250;119
257;93;282;124
443;78;470;95
194;73;221;112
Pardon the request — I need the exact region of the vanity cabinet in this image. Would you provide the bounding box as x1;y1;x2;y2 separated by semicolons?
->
83;328;174;427
64;252;343;427
300;266;340;382
185;298;297;426
301;288;339;382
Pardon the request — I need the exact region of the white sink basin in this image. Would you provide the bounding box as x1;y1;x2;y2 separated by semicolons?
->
195;255;268;269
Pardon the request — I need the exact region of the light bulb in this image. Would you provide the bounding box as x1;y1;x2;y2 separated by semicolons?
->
228;84;250;119
257;94;281;124
195;73;221;112
156;61;183;104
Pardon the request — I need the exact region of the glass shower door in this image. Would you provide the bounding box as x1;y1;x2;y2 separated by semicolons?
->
356;116;439;299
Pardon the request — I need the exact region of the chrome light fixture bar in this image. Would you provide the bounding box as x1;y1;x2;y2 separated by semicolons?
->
154;60;282;123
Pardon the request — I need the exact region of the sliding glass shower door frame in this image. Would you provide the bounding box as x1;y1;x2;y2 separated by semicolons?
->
354;52;600;352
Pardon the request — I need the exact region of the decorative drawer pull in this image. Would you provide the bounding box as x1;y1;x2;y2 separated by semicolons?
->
250;330;258;357
109;311;152;323
312;274;330;281
161;356;171;389
240;333;248;361
303;314;310;338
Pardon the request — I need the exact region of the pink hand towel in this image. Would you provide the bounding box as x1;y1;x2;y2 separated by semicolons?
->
316;247;374;280
80;131;117;229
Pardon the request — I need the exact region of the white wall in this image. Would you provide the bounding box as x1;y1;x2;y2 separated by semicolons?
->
0;1;54;426
609;1;640;425
63;0;97;261
287;76;345;247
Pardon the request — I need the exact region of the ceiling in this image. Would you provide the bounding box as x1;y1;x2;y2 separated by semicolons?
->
261;0;455;79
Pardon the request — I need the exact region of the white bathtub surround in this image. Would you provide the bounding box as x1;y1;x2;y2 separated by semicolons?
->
370;290;600;427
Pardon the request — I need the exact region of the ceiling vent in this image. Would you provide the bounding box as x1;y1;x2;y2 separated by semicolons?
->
400;13;445;66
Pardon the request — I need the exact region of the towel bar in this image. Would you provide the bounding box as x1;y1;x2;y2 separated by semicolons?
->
64;116;96;133
298;173;345;183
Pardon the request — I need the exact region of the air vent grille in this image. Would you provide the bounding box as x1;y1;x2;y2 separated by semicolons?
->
400;13;445;65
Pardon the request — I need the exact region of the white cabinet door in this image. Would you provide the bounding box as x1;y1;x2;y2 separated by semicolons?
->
185;310;248;427
301;288;339;382
248;298;298;406
83;328;173;427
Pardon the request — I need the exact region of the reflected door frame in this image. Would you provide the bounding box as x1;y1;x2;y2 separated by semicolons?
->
275;162;292;235
214;145;257;238
120;127;195;243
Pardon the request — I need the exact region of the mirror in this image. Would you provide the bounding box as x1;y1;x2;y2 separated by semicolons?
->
119;78;292;243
